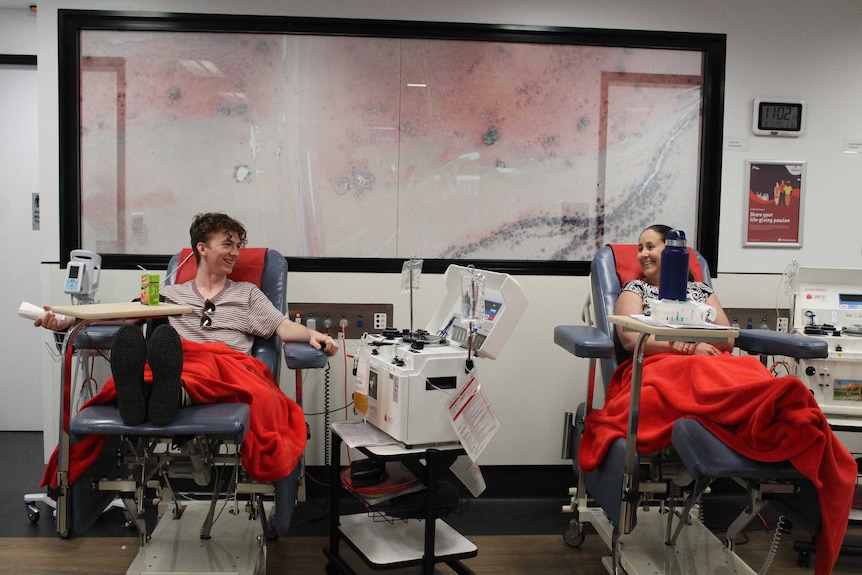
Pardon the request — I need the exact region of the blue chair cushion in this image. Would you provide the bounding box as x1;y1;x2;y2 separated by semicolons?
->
672;418;801;480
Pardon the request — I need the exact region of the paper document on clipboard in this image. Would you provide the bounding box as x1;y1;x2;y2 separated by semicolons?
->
447;370;500;462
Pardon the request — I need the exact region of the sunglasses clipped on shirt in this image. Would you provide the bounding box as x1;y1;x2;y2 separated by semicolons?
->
200;299;216;328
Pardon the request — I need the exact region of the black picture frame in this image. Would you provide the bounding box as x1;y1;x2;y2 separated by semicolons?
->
58;9;725;275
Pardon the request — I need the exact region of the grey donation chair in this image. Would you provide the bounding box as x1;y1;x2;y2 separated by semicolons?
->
554;244;827;574
67;247;326;575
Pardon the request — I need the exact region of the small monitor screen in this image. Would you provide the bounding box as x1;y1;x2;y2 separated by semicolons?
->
839;293;862;309
484;300;502;322
67;263;81;279
758;102;802;132
368;368;378;400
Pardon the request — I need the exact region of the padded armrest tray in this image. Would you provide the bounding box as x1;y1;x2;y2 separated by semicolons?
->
69;403;251;445
735;329;827;359
554;325;615;359
283;341;328;369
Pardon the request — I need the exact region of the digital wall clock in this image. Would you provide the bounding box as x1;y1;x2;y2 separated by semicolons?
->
752;98;805;137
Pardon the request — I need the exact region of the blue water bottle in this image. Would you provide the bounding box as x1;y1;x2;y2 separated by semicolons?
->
658;229;689;302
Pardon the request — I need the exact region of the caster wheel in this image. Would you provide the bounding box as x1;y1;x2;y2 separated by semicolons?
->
25;503;40;523
797;551;811;568
563;521;586;547
723;539;734;552
325;563;341;575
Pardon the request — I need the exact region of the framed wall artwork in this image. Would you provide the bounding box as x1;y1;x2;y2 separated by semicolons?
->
744;160;805;248
58;10;727;274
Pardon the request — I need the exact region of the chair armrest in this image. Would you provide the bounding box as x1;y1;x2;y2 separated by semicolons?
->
73;321;125;350
283;341;328;370
554;325;615;359
735;329;828;359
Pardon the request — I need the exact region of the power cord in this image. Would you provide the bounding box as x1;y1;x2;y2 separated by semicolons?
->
758;514;790;575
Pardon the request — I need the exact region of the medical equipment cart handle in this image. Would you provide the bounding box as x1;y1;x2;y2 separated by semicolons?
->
48;302;192;537
607;315;739;537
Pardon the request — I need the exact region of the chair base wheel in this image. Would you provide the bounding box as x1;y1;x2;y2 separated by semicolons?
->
25;503;40;523
564;520;586;547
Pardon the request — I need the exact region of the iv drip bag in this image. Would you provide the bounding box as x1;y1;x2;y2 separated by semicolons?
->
401;258;423;293
460;266;485;325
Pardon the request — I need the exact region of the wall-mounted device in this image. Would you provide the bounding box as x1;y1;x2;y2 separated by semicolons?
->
64;249;102;303
752;98;805;137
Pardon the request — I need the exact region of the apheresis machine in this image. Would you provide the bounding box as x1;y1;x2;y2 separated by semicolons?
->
792;265;862;431
354;264;528;447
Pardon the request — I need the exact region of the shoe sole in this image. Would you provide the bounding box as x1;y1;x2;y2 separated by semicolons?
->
147;325;183;426
111;325;148;426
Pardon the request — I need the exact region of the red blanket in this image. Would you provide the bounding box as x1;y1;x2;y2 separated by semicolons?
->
42;340;306;487
579;353;857;575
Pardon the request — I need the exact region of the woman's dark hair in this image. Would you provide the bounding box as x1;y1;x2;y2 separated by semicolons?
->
644;224;672;241
189;212;248;263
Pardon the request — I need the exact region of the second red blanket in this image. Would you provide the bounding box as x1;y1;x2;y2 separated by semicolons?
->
42;340;306;487
579;353;856;575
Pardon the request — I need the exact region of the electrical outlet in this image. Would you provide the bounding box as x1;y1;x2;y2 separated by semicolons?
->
373;312;388;330
776;317;789;333
288;303;393;339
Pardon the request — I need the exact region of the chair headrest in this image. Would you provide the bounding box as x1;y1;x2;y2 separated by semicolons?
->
609;244;704;284
174;248;267;286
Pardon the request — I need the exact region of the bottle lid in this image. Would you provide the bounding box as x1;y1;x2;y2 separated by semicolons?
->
666;229;687;247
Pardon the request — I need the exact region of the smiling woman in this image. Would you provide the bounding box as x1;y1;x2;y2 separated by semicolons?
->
613;224;735;356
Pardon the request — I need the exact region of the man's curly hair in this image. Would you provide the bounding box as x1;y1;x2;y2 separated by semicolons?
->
189;212;248;263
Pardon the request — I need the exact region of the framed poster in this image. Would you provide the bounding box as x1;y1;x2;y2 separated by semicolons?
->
744;160;805;248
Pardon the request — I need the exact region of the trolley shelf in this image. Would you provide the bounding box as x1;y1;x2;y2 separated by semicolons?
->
334;514;476;568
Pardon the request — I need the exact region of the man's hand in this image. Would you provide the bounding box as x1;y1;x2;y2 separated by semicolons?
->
35;307;74;331
311;332;339;356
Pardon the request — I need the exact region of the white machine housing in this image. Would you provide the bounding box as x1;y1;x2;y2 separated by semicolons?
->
792;266;862;427
358;265;528;446
64;249;101;300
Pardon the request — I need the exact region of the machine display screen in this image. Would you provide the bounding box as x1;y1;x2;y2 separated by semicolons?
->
485;300;502;322
839;293;862;309
368;368;378;400
64;262;84;293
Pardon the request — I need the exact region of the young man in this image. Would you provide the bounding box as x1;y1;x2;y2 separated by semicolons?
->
39;212;338;536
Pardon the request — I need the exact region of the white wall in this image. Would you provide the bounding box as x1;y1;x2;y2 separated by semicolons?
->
0;7;37;53
0;8;41;432
22;0;862;464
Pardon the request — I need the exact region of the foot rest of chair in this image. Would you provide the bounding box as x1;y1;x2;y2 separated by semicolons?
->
672;418;801;480
69;403;251;445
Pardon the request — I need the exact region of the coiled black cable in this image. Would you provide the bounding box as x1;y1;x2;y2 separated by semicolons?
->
758;514;790;575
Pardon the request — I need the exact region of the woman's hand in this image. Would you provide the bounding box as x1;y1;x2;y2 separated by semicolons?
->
671;341;722;356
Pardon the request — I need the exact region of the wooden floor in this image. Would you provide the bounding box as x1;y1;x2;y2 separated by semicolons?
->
2;531;861;575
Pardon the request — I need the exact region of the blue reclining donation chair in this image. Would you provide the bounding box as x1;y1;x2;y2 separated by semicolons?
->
66;248;326;575
555;244;827;574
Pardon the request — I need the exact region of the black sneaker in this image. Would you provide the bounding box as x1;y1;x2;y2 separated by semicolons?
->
147;324;183;426
111;325;148;426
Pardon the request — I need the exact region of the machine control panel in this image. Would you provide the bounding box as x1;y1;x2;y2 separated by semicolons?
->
792;266;862;418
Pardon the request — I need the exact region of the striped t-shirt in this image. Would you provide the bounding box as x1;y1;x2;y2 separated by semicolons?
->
162;280;287;354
